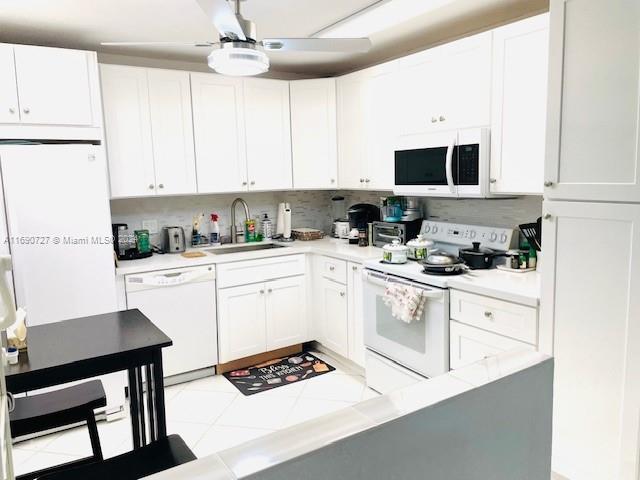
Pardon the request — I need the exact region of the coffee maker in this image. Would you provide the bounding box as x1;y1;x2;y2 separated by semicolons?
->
112;223;152;260
347;203;381;231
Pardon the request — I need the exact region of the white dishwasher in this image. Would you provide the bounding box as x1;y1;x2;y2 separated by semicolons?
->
125;264;218;377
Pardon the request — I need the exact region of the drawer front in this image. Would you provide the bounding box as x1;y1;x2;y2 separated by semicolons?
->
319;255;347;284
450;290;537;344
450;321;535;370
217;254;306;288
365;349;423;395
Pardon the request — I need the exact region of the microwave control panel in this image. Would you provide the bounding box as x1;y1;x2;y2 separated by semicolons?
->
420;221;517;251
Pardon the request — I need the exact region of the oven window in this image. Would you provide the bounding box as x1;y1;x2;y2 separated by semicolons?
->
375;296;426;354
395;147;448;185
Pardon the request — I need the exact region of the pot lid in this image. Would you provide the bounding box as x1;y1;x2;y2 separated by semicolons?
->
383;239;409;252
407;234;435;248
423;250;463;265
460;241;494;256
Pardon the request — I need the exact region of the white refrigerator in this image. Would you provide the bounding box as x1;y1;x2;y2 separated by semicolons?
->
0;143;126;414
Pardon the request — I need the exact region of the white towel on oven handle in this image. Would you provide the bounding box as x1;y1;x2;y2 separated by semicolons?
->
382;282;427;324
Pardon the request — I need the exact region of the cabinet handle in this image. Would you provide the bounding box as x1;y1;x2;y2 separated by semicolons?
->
259;289;265;294
267;288;272;293
431;117;438;123
359;178;364;183
352;265;358;271
484;311;493;319
340;291;345;297
330;178;335;184
543;213;552;220
8;108;15;114
88;154;96;161
22;107;30;114
365;178;370;183
489;178;497;184
148;184;154;190
329;265;335;271
544;181;554;187
250;181;255;186
158;183;164;189
439;115;446;122
242;181;247;186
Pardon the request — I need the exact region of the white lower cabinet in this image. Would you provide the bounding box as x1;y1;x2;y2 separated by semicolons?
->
449;321;534;370
217;275;306;364
319;276;349;358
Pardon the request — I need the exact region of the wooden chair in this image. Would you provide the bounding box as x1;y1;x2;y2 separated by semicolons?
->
37;434;197;480
11;380;106;480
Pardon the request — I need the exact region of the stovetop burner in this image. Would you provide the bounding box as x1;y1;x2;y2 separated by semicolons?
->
422;267;467;276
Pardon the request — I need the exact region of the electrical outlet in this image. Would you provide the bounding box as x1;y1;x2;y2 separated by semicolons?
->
142;219;158;234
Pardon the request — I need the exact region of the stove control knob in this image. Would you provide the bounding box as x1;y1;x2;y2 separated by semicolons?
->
500;233;508;244
423;225;431;233
432;226;438;234
470;230;476;239
490;232;498;242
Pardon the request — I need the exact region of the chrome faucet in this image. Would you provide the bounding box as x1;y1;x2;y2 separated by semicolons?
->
230;198;250;244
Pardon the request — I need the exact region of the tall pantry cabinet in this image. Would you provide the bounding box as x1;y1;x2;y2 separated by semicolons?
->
542;1;640;479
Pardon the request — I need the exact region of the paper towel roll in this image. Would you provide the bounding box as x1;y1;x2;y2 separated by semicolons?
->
283;206;292;239
276;202;286;235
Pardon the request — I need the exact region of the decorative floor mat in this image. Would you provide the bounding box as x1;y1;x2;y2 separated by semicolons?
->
223;352;336;396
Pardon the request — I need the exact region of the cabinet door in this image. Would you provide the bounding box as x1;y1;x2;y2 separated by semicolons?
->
191;73;248;193
290;79;338;189
243;78;292;191
490;14;549;195
147;69;196;195
347;263;365;367
545;0;640;202
364;65;398;191
265;276;306;351
337;73;367;189
13;45;93;126
449;321;533;370
100;65;156;198
217;284;267;363
397;47;446;135
443;33;492;130
319;277;349;357
0;45;19;124
541;201;640;479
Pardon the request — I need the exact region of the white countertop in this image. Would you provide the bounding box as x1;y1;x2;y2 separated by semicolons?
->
115;237;383;276
363;259;541;306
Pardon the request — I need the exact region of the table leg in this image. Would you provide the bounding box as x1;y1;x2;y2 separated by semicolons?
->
151;349;167;438
136;367;146;445
127;368;142;449
145;364;156;441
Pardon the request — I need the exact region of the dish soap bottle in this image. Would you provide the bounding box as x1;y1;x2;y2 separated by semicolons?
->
210;213;221;247
261;213;273;240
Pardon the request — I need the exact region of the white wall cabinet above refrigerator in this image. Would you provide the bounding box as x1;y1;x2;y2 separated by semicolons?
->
100;65;196;198
545;0;640;203
290;78;338;190
490;14;549;195
0;44;102;140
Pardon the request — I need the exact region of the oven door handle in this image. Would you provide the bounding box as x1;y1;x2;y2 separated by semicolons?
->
445;135;456;195
364;271;444;299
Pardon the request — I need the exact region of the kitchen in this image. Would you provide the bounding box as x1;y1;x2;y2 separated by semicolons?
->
0;0;636;479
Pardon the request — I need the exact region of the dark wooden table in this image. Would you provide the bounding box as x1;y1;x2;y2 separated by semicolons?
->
5;309;172;451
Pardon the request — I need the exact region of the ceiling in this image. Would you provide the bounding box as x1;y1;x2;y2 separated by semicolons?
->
0;0;548;76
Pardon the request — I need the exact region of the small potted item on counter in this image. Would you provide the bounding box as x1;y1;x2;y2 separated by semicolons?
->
358;229;368;247
406;234;434;261
382;239;409;264
348;228;359;245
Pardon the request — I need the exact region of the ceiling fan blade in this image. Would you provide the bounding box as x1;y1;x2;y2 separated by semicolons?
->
260;37;372;53
101;41;216;47
196;0;246;41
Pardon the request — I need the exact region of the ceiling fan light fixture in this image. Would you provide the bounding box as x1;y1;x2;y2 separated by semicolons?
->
207;42;269;76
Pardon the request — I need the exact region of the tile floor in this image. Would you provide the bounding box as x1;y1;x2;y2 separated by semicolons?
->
12;351;378;476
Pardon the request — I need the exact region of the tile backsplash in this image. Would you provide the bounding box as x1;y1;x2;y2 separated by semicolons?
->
111;190;542;244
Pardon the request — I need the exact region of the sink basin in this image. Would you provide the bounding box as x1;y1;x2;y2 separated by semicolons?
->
205;243;287;255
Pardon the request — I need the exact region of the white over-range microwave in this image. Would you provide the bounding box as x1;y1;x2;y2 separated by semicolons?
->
393;127;491;198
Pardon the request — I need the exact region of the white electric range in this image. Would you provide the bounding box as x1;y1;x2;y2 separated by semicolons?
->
362;220;517;394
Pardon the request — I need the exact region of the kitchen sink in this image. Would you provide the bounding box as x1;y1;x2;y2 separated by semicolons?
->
205;243;287;255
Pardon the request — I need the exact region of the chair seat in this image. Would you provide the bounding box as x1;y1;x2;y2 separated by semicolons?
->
37;435;197;480
11;380;106;438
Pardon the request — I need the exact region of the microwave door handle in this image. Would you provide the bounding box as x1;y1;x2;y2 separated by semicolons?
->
445;136;456;194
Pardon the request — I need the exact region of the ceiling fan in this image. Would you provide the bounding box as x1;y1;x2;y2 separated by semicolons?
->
101;0;373;76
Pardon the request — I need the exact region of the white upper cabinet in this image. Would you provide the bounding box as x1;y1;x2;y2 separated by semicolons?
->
0;45;19;124
290;78;338;189
545;0;640;202
337;71;368;190
12;45;94;126
243;78;292;191
146;69;196;196
398;32;492;136
100;65;196;198
100;64;155;198
191;73;247;193
490;14;549;195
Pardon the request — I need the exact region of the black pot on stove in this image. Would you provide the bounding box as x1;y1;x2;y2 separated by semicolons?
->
458;242;506;270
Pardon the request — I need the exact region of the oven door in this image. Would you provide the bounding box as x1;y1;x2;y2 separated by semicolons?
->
363;269;449;378
394;131;458;197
